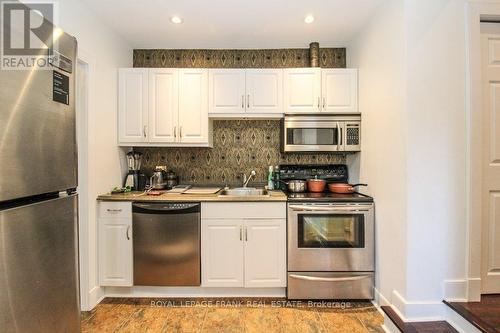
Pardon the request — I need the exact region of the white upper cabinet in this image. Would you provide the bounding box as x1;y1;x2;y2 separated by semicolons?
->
148;69;178;143
118;68;148;143
283;68;322;113
245;69;283;114
178;69;209;143
321;69;358;112
118;68;211;146
208;69;246;114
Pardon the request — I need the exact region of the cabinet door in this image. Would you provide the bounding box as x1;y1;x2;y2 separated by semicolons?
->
148;69;178;142
245;69;283;114
178;69;209;143
99;217;133;286
118;68;148;143
202;219;244;287
321;69;358;112
244;219;286;287
208;69;246;114
283;68;321;113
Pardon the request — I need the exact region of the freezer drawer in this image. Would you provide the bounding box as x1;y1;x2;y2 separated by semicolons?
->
287;272;374;300
0;195;80;332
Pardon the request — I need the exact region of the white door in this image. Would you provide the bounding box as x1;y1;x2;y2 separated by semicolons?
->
178;69;209;143
245;69;283;114
283;68;321;113
244;219;286;287
321;69;358;112
98;218;133;286
201;219;244;287
148;69;178;143
118;68;148;143
481;25;500;293
208;69;246;114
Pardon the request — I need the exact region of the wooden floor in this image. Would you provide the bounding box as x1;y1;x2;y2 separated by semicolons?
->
444;294;500;333
382;306;458;333
81;298;384;333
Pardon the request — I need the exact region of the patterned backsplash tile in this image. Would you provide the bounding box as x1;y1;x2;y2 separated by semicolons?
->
134;120;345;186
133;48;346;68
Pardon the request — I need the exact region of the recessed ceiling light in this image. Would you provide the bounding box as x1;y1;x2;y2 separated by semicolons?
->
304;15;315;24
170;16;183;24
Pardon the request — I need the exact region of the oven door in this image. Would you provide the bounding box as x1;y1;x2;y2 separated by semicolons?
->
288;203;374;272
282;118;344;152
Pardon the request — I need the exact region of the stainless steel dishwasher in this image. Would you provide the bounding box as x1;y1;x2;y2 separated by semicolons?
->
132;202;201;286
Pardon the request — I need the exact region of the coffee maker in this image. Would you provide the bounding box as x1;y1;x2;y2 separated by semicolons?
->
124;151;147;190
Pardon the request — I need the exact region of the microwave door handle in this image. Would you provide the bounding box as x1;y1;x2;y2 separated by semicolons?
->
289;274;369;282
336;122;340;151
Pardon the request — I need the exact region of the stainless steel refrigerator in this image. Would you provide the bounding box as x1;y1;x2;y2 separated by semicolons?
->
0;25;80;332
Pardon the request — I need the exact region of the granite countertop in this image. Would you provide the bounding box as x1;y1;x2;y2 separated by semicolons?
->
97;190;287;202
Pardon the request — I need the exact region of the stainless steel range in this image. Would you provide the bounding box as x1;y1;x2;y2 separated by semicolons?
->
279;164;375;300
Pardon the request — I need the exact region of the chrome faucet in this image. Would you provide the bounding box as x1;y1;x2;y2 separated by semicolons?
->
242;170;256;188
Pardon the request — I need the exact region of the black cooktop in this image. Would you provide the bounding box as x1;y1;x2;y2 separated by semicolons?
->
279;164;373;203
286;192;374;202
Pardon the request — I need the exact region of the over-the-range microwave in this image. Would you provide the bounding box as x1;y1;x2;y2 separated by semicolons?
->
281;114;361;153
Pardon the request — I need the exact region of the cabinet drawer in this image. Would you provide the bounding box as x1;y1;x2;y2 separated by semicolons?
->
98;201;132;219
201;202;286;219
287;272;374;300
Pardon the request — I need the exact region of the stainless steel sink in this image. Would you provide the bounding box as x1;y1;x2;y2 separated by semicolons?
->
218;187;270;197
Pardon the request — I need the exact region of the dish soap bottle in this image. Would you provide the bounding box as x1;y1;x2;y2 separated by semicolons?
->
267;166;274;190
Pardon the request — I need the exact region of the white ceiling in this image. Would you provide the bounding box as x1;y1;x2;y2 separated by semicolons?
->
80;0;385;49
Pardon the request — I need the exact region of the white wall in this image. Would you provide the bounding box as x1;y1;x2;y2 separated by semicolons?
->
350;0;469;322
56;0;132;310
404;0;467;306
348;0;408;309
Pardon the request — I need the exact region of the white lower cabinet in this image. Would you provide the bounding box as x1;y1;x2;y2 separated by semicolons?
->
201;202;286;288
201;219;244;287
98;202;133;287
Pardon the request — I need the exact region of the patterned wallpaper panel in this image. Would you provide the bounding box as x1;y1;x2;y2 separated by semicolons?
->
135;120;345;186
133;48;346;68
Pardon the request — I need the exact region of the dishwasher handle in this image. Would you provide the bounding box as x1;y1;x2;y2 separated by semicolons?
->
132;202;200;215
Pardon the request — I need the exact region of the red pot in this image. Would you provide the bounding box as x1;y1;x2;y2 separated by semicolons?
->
307;178;326;192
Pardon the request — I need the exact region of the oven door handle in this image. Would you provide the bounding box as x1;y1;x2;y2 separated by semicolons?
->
288;205;371;212
289;274;369;282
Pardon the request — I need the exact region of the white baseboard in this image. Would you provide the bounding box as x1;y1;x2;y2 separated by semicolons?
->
373;287;391;307
467;277;481;301
391;290;445;322
443;279;467;302
104;286;286;298
82;286;105;311
445;307;482;333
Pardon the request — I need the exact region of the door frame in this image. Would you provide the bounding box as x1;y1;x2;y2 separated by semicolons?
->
466;1;500;302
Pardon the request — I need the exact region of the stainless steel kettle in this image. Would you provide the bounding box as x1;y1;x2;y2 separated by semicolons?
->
150;166;168;190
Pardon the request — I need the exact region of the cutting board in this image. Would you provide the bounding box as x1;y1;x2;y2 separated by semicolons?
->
182;187;222;195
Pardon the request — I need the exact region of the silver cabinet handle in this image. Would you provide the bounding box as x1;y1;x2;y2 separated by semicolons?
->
289;274;369;282
317;96;320;110
180;126;182;138
323;97;326;110
242;95;245;108
174;126;177;138
106;209;122;213
247;94;250;108
239;226;242;241
245;226;248;241
143;125;147;138
126;226;131;240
